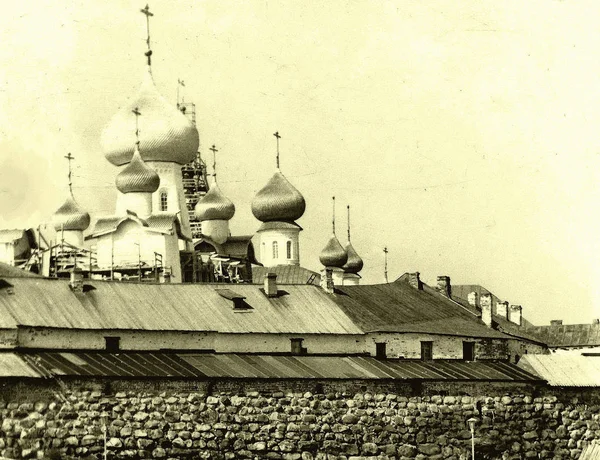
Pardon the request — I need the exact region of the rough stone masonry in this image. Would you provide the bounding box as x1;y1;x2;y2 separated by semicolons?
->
1;387;599;459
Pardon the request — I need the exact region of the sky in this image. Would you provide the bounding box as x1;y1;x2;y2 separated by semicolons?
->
0;0;599;326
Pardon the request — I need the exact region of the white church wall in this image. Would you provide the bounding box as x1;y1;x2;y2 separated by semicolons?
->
215;333;364;354
257;228;300;267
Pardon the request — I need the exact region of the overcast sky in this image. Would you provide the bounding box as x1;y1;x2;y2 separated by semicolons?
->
0;0;599;325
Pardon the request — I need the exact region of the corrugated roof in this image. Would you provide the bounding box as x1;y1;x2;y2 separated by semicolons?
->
525;324;600;347
518;354;600;387
332;279;510;339
252;266;321;285
87;213;189;241
0;353;40;377
17;352;541;381
0;278;362;334
0;262;40;279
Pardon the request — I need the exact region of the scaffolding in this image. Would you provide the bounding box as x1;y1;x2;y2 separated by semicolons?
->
178;101;209;241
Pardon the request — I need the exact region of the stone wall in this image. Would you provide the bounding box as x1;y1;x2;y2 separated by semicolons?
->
0;380;599;460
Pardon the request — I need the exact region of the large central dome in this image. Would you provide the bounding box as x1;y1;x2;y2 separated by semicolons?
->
101;67;199;166
251;171;306;223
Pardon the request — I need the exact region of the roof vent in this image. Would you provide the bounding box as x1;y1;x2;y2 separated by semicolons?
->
550;319;563;326
265;272;278;297
215;289;252;310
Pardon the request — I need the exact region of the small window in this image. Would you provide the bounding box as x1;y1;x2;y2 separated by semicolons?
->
421;341;433;361
286;241;292;259
160;191;168;211
272;241;279;259
463;342;475;361
105;337;120;352
291;338;306;355
376;342;387;359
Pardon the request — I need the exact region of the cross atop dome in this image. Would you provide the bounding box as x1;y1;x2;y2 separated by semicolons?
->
64;152;75;195
274;131;281;169
140;4;154;66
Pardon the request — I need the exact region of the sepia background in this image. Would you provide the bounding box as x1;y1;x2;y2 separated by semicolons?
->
0;0;598;325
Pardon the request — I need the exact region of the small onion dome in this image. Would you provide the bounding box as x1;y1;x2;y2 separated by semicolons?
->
52;196;91;232
195;183;235;221
115;146;160;193
343;242;364;274
319;234;348;268
101;67;199;166
251;171;306;222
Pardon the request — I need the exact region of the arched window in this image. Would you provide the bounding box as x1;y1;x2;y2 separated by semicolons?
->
286;241;292;259
272;241;279;259
160;191;168;211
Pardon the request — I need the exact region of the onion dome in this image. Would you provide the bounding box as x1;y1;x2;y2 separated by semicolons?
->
101;67;199;166
319;234;348;268
251;171;306;222
195;182;235;221
52;196;91;232
343;242;364;274
115;146;160;193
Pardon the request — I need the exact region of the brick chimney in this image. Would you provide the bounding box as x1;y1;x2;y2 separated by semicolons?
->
265;272;278;297
467;291;478;307
480;293;493;327
69;268;84;293
320;268;335;294
508;305;522;326
550;319;563;326
496;301;508;319
436;276;451;298
408;272;423;290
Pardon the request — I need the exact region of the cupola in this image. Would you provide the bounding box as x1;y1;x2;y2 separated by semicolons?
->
319;197;348;268
115;145;160;194
251;171;305;223
52;196;91;232
343;205;363;275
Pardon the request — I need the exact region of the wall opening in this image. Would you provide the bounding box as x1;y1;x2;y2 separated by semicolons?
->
463;341;475;361
286;241;292;259
291;338;306;355
160;191;168;211
105;337;121;352
421;341;433;361
375;342;387;359
272;241;279;260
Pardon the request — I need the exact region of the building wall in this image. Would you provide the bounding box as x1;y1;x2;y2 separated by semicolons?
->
148;162;192;247
257;227;300;267
366;333;509;360
17;328;213;351
508;338;548;363
215;333;364;354
0;329;17;348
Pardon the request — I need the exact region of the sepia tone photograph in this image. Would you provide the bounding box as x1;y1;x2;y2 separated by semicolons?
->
0;1;598;459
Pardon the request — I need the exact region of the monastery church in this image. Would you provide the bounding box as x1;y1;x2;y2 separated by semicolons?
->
0;6;551;370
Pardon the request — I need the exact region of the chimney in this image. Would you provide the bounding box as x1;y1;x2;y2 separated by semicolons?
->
467;291;478;307
508;305;522;326
593;319;600;325
436;276;451;298
320;268;335;294
496;301;508;319
265;272;278;297
480;293;493;327
408;272;423;290
70;268;84;293
550;319;563;326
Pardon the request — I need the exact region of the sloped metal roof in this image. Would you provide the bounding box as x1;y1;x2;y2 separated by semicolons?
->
18;352;541;381
253;266;321;285
0;353;40;377
525;323;600;347
580;443;600;460
0;278;362;334
332;279;510;339
518;354;600;387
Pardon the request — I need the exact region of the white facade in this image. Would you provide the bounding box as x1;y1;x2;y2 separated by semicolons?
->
148;161;192;248
116;192;153;219
257;227;300;267
93;219;183;282
202;220;230;245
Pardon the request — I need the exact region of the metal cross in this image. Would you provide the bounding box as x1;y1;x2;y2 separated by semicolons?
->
347;205;351;241
64;152;75;194
177;79;185;107
332;196;336;234
273;131;281;169
132;107;141;145
209;144;218;178
140;4;154;65
383;247;389;283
